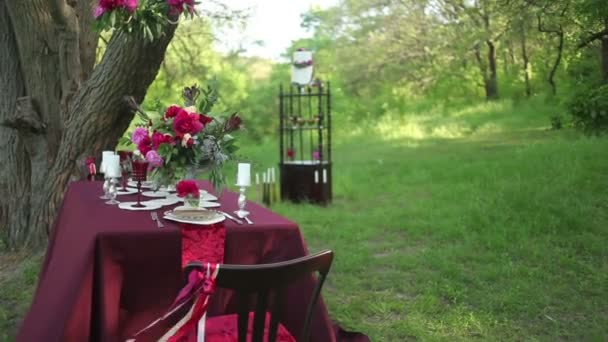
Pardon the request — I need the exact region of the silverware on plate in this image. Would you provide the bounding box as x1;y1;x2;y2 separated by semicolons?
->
151;211;164;228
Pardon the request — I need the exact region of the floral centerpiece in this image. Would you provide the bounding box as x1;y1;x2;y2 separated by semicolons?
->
123;83;242;192
176;180;200;207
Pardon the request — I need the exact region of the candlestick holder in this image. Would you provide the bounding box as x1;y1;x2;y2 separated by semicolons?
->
105;178;120;205
100;174;110;199
235;185;250;218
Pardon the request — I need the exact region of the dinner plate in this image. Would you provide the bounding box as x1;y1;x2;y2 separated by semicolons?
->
146;197;181;206
163;209;225;225
118;201;163;211
115;187;138;195
168;191;217;202
173;201;220;210
142;191;170;198
127;181;155;189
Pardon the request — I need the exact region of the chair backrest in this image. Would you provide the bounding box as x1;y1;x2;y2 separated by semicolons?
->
184;250;334;342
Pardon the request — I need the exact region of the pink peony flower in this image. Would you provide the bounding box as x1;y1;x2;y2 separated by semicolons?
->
93;5;105;17
167;0;194;14
124;0;138;13
145;150;164;167
199;114;213;125
131;127;148;145
173;109;203;136
165;105;181;119
137;135;152;156
176;180;199;198
152;132;173;149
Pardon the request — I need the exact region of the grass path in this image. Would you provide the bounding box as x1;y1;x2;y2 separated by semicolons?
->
1;110;607;340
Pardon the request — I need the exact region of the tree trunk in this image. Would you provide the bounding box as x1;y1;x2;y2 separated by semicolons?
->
520;25;531;97
0;1;177;249
548;31;564;95
486;40;499;100
602;19;608;84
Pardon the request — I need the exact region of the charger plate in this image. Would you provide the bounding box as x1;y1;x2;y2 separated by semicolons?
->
163;209;225;225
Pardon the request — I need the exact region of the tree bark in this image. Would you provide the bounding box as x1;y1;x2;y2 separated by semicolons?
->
520;24;531;97
0;1;177;248
602;19;608;84
485;40;499;100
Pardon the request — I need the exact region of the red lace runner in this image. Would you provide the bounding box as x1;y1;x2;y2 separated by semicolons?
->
180;223;226;267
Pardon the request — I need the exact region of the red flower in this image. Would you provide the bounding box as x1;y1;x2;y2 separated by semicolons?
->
165;105;181;118
137;135;152;156
199;114;213;125
173;109;203;136
224;113;242;132
176;180;199;198
85;156;96;166
152;132;173;149
287;148;295;159
167;0;194;14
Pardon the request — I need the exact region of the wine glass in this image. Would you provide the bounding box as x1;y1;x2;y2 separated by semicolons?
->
117;150;133;191
131;160;149;208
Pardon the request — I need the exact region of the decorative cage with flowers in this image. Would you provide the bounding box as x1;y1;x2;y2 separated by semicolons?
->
279;80;332;205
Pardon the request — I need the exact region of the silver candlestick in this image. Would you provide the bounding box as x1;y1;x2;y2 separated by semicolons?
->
235;185;250;218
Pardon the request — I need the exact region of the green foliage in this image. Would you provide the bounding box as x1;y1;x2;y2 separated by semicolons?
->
569;84;608;133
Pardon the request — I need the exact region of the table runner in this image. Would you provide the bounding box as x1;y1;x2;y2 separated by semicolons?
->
17;181;369;342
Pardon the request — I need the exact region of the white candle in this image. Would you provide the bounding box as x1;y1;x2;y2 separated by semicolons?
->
100;151;115;174
271;168;276;183
255;173;260;185
323;169;327;183
263;172;267;184
105;155;121;178
314;170;319;184
236;163;251;186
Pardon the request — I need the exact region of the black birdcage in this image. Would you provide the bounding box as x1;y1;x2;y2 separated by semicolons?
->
279;81;332;205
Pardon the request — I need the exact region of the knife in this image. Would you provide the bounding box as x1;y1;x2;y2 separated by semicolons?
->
219;211;243;225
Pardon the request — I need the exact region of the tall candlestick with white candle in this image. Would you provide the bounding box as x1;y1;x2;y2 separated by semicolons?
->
105;155;121;178
236;163;251;187
235;163;252;222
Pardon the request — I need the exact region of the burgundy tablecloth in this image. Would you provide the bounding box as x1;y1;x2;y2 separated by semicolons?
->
17;181;368;342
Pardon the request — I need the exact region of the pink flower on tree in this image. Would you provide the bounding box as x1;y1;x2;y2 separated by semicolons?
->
94;0;138;18
145;150;164;167
167;0;194;15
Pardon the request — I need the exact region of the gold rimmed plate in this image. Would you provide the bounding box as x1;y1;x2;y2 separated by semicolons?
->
163;209;225;225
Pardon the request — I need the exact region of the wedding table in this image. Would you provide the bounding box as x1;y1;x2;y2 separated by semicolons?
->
16;181;368;342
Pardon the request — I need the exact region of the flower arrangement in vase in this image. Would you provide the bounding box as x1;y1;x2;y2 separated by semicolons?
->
176;180;200;208
122;82;242;193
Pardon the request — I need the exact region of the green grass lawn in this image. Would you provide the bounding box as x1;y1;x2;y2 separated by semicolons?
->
1;100;607;340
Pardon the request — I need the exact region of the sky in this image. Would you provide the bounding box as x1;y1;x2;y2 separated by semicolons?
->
214;0;339;61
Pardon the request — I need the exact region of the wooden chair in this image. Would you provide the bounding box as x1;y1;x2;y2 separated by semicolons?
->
184;250;334;342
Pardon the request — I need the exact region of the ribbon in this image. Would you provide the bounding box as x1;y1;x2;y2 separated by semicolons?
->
127;263;219;342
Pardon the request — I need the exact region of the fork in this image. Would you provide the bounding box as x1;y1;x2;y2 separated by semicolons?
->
151;211;164;228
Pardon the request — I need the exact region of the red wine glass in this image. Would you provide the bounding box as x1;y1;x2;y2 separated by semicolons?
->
117;150;133;191
131;160;149;208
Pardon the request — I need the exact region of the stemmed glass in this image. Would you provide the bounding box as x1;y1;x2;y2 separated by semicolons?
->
117;151;133;191
131;160;149;208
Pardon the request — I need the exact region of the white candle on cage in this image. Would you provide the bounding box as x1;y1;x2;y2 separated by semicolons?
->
105;155;121;178
270;168;276;183
323;169;327;183
236;163;251;186
263;172;267;184
255;173;260;185
314;170;319;184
